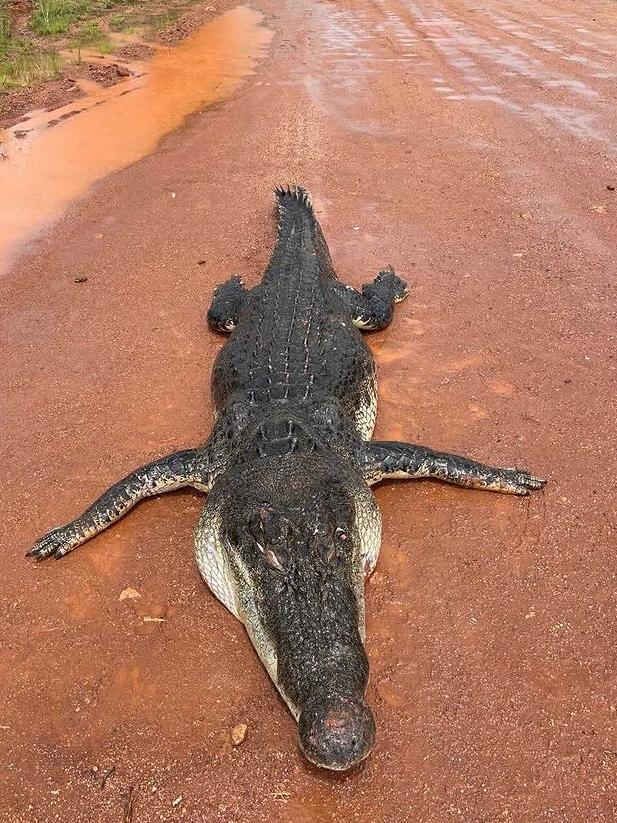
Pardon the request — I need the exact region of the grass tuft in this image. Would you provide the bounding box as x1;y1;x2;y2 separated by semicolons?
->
72;20;112;52
0;2;11;50
31;0;75;36
1;0;200;97
31;0;131;37
108;10;139;32
144;9;179;38
0;38;62;90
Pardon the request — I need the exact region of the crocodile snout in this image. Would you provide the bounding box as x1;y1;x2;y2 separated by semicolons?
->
298;696;375;771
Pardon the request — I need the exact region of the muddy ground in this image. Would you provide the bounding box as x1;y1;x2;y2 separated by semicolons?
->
1;0;616;821
0;0;238;129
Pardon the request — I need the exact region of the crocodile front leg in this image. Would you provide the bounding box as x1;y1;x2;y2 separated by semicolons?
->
27;447;216;560
335;267;409;331
207;275;247;332
362;441;545;495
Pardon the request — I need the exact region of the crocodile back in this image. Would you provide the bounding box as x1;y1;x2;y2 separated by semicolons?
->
211;188;377;438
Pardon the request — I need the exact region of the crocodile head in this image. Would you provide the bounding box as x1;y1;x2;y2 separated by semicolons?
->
198;453;380;770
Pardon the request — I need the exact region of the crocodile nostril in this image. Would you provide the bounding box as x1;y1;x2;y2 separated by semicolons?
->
323;707;352;730
298;697;375;771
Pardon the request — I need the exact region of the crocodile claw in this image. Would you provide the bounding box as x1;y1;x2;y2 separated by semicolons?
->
375;268;409;302
499;469;546;495
26;525;78;561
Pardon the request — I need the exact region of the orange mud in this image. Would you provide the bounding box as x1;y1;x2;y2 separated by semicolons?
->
0;6;272;273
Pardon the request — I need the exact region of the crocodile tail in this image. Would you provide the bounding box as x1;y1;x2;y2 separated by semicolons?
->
274;185;315;226
269;184;335;279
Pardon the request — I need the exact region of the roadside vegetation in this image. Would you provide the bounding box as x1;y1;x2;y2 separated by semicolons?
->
0;0;191;93
0;1;62;90
30;0;131;37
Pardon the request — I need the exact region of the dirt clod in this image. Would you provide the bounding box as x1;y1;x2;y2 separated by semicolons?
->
230;723;248;746
115;44;156;62
119;586;141;600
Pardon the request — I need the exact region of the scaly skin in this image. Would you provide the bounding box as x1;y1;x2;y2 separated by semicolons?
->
27;186;545;771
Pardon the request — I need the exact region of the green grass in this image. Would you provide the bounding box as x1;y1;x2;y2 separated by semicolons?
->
109;11;129;30
1;0;62;91
71;20;112;51
0;0;198;95
143;9;178;37
0;38;62;90
89;0;134;11
31;0;75;35
0;2;11;50
30;0;132;37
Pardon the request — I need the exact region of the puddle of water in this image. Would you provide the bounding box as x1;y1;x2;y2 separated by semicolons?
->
0;6;272;273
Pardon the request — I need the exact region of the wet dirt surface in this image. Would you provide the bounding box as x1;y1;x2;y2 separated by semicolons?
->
0;1;237;130
1;0;616;821
0;6;272;273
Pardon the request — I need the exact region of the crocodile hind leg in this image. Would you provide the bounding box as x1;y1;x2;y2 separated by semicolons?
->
207;275;246;332
361;441;545;495
26;447;215;560
335;267;409;331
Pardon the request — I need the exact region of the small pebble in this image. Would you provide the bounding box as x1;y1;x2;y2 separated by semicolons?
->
119;587;141;601
74;276;88;283
230;723;248;746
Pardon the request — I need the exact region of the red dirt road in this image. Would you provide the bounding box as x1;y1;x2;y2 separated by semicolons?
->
1;1;616;821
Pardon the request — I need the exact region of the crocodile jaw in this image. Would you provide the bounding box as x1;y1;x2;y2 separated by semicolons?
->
194;485;381;635
194;506;240;619
193;461;382;770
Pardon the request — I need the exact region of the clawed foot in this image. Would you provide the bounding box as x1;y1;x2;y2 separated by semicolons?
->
26;524;81;561
495;469;546;495
207;275;246;333
375;268;409;303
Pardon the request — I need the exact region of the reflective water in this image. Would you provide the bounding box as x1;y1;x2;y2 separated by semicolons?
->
0;6;272;272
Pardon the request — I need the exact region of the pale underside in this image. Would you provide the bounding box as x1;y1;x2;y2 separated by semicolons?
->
193;383;382;715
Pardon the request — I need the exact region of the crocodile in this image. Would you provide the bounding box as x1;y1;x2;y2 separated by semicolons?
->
27;186;545;771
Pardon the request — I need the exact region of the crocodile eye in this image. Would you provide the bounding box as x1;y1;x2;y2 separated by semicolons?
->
265;549;285;573
256;541;285;573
